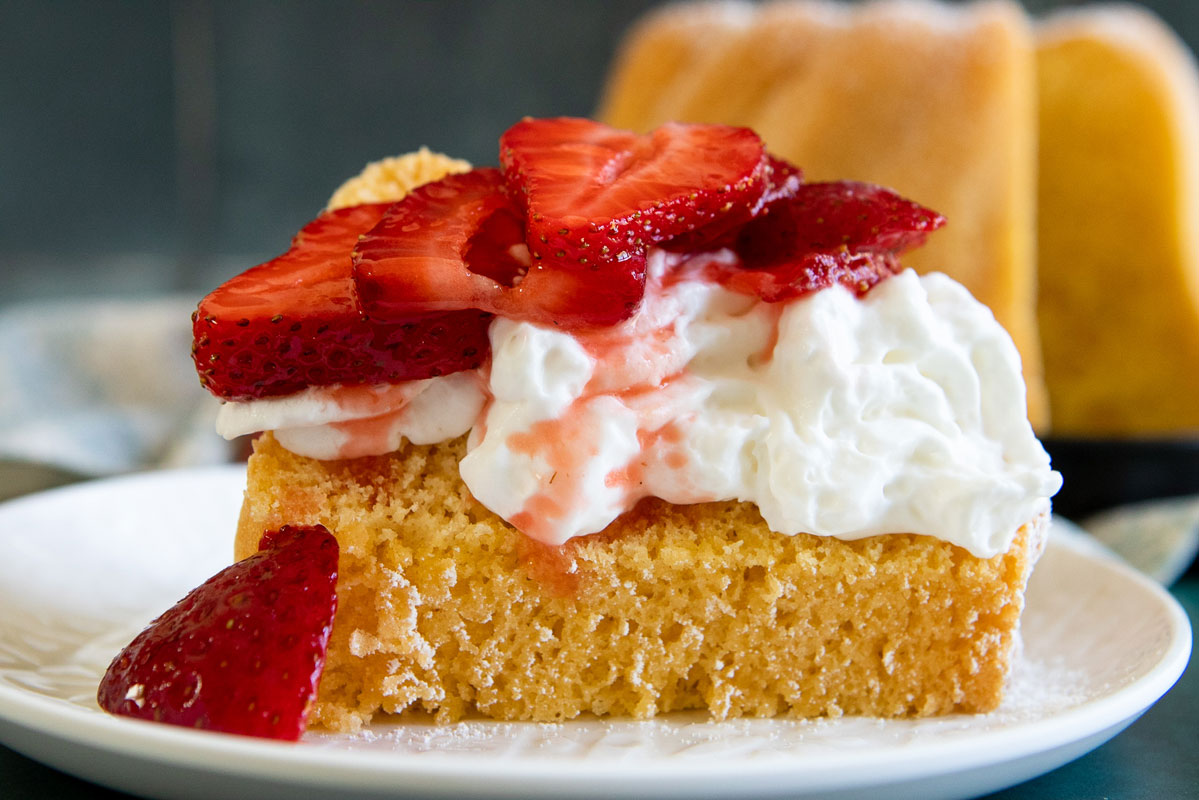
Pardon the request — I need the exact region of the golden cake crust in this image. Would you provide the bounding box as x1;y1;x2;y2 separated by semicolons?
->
237;433;1040;731
325;148;472;211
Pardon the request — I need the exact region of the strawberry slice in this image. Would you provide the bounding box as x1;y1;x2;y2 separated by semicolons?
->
663;155;804;252
500;118;768;255
193;204;492;400
97;525;339;741
716;249;907;303
497;117;767;323
353;169;526;316
353;168;645;327
720;181;946;301
739;180;946;257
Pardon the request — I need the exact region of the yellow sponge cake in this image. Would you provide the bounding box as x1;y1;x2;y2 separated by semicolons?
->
236;433;1044;729
1036;4;1199;435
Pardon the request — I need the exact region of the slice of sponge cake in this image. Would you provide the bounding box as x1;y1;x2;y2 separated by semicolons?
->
236;433;1044;728
1036;4;1199;435
598;0;1047;428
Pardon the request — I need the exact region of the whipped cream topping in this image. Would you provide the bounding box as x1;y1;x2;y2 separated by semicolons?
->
217;372;485;460
217;250;1060;557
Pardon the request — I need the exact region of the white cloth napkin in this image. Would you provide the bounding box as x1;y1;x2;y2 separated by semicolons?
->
0;296;230;476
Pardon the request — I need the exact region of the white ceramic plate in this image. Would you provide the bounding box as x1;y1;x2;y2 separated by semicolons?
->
0;467;1190;800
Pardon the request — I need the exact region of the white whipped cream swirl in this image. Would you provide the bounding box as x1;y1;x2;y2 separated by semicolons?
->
217;250;1060;557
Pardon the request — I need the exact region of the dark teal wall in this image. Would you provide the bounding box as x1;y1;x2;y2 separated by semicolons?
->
2;0;1196;301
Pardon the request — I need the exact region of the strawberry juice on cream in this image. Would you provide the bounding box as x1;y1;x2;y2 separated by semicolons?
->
218;248;1060;557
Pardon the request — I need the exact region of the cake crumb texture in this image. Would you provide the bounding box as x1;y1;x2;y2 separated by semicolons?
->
237;433;1037;731
326;147;472;211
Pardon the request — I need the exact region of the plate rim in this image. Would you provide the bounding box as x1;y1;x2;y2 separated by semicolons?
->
0;466;1192;797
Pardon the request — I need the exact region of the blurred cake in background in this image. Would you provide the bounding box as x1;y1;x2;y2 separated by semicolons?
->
1036;4;1199;435
599;0;1199;437
599;0;1045;427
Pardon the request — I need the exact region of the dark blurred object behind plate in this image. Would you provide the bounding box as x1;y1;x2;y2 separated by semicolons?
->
0;460;87;503
1043;437;1199;520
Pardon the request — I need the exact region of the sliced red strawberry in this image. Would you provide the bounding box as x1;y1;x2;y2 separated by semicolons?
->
739;180;945;258
193;204;492;401
715;250;906;302
353;168;646;327
500;118;768;255
497;117;767;322
720;181;946;301
664;155;804;252
97;525;339;741
353;170;525;315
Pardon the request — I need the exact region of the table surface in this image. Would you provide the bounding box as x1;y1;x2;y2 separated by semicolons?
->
0;473;1194;799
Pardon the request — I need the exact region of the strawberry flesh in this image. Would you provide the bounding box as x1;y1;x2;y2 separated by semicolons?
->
193;204;492;401
721;181;946;301
715;249;906;303
663;155;804;252
497;117;767;323
97;525;339;741
353;169;527;316
354;168;645;328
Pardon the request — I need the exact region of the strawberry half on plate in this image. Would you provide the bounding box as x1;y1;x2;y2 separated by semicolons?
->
97;525;339;741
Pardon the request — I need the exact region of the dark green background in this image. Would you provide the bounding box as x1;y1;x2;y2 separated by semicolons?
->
2;0;1198;306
